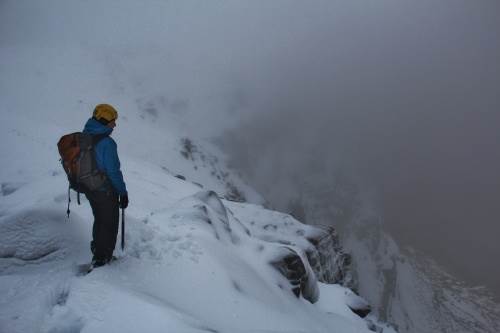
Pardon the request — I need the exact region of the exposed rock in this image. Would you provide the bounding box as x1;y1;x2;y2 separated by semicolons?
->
183;191;319;303
305;225;355;290
180;137;195;160
224;181;246;202
192;181;204;188
269;246;319;303
345;291;372;318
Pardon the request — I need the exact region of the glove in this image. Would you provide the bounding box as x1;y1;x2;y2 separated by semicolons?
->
119;194;129;209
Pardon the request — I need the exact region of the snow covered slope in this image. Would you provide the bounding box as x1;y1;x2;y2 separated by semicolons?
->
0;107;383;332
285;178;500;333
344;208;500;333
0;38;396;331
0;2;397;331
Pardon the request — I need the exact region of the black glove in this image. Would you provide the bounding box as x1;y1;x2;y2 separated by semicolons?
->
119;194;129;209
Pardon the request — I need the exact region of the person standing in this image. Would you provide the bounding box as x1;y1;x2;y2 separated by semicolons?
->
82;104;128;267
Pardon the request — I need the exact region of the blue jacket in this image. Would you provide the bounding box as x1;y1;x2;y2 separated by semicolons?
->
83;118;127;195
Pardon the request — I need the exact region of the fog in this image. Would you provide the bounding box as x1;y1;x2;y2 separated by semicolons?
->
2;0;499;298
216;1;500;298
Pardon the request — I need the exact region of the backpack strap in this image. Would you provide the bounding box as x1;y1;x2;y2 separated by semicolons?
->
91;134;109;146
89;134;108;175
66;184;71;219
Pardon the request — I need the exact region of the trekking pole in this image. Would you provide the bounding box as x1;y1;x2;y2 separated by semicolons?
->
121;208;125;251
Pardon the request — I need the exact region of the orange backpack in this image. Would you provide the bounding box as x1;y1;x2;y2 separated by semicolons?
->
57;133;108;215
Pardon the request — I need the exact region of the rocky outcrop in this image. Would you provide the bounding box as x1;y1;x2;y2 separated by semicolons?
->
174;191;320;303
269;246;319;303
305;225;355;290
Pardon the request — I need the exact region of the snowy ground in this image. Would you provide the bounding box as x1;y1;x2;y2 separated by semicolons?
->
0;102;387;333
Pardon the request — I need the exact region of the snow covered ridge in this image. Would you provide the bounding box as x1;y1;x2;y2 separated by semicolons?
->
226;202;355;289
0;112;392;332
0;174;389;332
0;41;391;329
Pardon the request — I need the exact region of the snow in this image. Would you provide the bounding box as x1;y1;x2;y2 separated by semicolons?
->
343;205;500;333
0;141;374;332
0;1;386;331
0;54;374;333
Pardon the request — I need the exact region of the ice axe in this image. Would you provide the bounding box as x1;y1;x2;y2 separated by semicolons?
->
121;208;125;251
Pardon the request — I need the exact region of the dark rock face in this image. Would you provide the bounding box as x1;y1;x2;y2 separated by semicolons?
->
345;291;372;318
269;246;318;303
304;225;372;318
270;247;306;297
351;306;371;318
305;225;355;290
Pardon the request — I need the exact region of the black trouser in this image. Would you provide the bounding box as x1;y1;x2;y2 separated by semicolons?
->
85;190;119;261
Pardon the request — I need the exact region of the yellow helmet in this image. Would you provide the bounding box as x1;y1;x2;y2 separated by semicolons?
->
93;104;118;123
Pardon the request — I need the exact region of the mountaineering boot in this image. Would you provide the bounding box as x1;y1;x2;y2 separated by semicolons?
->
91;255;118;268
78;255;118;275
90;258;107;270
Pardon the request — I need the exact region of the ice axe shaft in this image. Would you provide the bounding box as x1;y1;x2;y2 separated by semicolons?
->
121;208;125;251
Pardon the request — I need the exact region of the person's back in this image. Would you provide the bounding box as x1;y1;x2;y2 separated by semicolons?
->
83;104;128;267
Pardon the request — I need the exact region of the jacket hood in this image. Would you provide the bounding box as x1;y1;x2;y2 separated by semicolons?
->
83;118;113;135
